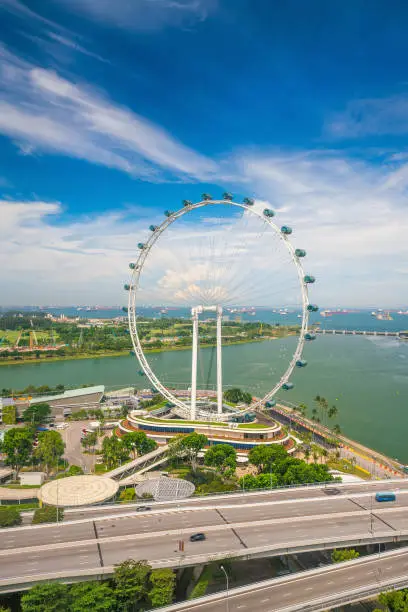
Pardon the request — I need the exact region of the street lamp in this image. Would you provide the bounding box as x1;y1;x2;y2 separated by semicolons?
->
220;565;229;612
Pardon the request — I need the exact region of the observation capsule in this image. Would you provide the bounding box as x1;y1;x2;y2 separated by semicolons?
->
296;360;308;368
130;350;135;356
305;333;316;341
304;275;315;284
281;226;292;235
281;382;294;391
307;304;319;312
138;243;146;250
243;197;254;206
129;262;137;270
122;306;128;313
223;192;233;201
164;210;174;217
265;400;276;408
201;193;212;201
183;200;193;207
263;208;275;218
124;284;131;291
151;387;158;393
138;370;145;376
149;225;158;232
295;249;306;258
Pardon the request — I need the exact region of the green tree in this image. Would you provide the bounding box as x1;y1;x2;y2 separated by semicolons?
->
112;559;151;610
102;436;128;469
122;431;157;459
0;427;33;475
331;548;360;563
149;568;176;608
248;444;287;474
21;583;71;612
32;506;63;524
69;582;116;612
0;606;11;612
204;444;237;476
181;433;208;472
378;589;408;611
332;423;342;435
22;403;51;426
0;506;22;528
223;388;252;405
35;430;65;475
82;431;97;453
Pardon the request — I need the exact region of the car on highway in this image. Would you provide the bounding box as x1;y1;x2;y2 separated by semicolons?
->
136;506;151;512
190;533;206;542
375;491;396;502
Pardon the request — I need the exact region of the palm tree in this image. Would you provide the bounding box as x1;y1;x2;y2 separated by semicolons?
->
328;405;338;419
332;424;341;435
298;403;308;417
311;408;318;421
321;448;328;464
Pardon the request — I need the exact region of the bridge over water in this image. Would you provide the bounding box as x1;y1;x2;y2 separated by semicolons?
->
315;328;407;337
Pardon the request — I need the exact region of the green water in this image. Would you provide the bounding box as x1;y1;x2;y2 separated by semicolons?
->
1;336;407;462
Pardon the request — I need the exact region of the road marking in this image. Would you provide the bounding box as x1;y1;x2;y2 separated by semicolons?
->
260;598;270;603
305;587;313;591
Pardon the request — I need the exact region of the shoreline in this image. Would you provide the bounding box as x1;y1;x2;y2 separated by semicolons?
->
0;336;295;367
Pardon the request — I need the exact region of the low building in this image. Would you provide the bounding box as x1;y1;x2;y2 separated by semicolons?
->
118;411;295;453
10;385;105;418
20;472;46;486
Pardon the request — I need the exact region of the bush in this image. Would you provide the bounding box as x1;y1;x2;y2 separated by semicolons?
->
119;487;136;502
32;506;64;524
0;506;22;528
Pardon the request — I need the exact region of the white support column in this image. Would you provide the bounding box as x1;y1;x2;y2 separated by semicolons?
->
191;308;199;420
216;304;223;415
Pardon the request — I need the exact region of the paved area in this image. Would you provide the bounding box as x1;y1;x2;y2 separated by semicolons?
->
39;475;119;507
2;481;408;586
61;421;96;472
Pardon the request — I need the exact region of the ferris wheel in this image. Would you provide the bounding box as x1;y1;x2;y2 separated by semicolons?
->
124;194;317;418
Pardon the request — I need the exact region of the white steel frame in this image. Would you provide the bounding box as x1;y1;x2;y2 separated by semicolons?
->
127;199;311;416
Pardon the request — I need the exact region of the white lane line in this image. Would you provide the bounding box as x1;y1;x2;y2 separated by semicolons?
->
305;587;313;591
260;598;270;603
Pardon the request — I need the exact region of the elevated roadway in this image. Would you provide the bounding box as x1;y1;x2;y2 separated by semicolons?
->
155;546;408;612
2;480;408;592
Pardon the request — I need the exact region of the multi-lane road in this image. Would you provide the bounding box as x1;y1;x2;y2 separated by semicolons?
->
1;479;408;591
157;546;408;612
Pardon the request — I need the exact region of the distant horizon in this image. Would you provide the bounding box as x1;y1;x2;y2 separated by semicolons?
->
1;305;408;312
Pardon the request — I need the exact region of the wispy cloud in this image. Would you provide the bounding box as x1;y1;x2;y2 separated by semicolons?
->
54;0;217;32
1;0;110;65
233;149;408;306
0;46;217;181
326;94;408;139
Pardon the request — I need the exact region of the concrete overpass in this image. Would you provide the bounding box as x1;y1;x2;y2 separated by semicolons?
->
2;479;408;593
155;546;408;612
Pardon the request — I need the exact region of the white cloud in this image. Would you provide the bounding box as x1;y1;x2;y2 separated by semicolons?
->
54;0;217;32
0;46;217;181
326;94;408;138
234;150;408;306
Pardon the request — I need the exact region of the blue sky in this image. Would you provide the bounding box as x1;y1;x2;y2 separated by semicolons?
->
1;0;408;306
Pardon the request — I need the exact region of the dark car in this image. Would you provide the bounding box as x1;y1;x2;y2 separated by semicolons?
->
190;533;206;542
136;506;151;512
323;487;341;496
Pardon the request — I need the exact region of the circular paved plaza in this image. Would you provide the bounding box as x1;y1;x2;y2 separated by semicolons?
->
136;476;195;501
39;475;119;507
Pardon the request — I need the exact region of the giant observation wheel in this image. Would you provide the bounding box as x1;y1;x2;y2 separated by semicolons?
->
125;194;316;416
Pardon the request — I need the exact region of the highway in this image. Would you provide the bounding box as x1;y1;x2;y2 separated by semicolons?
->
156;546;408;612
40;477;408;522
2;480;408;589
